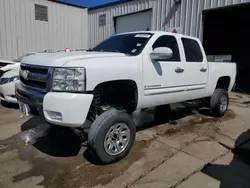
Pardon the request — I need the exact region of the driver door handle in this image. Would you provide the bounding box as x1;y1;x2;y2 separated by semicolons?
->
200;67;207;72
175;67;184;73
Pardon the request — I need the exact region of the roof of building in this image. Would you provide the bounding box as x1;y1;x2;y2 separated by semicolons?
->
48;0;87;9
89;0;135;10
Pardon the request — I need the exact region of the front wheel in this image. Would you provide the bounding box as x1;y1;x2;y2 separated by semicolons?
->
88;109;136;164
210;89;229;117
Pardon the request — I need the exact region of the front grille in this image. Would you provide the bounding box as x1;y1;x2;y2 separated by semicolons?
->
21;65;48;75
20;64;50;92
20;78;47;89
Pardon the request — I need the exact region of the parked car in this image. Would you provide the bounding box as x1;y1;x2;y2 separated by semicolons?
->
0;53;36;77
0;60;19;78
16;31;237;163
0;59;16;68
0;68;20;103
0;53;35;103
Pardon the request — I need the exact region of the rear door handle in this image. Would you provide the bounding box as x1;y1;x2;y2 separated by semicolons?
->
175;67;184;73
200;68;207;72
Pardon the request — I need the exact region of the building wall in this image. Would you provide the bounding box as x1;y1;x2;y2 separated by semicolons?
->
88;0;250;47
0;0;88;60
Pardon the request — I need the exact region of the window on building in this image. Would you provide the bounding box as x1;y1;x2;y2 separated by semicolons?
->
181;38;203;62
35;4;48;22
99;14;106;26
152;35;181;61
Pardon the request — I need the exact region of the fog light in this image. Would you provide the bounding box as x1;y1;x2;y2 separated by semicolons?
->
46;110;62;120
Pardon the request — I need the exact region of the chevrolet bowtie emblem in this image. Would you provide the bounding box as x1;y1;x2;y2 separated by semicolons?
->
20;70;29;80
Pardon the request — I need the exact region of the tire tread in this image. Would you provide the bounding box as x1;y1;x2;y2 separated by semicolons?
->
88;109;136;164
210;89;228;116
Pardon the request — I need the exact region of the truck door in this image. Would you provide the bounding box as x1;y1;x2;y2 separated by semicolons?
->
181;37;208;100
142;34;187;108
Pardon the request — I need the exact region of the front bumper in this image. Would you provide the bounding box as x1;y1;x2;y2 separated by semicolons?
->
16;82;94;128
15;82;44;110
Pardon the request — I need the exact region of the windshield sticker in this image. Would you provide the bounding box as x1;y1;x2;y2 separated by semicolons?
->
131;49;137;53
136;43;142;47
134;34;151;38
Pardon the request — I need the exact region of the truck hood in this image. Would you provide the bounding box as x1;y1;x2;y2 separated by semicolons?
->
21;51;127;67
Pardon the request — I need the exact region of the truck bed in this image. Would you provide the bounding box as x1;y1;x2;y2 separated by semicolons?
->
205;62;237;97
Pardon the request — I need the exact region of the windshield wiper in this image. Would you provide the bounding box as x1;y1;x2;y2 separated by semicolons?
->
90;49;131;56
98;49;121;53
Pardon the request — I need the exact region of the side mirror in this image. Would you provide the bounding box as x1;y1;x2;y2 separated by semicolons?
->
150;47;173;61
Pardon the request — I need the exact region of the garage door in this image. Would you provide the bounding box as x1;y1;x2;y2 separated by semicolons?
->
203;3;250;93
115;10;152;34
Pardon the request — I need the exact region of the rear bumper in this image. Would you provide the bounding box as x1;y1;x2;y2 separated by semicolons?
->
16;82;94;128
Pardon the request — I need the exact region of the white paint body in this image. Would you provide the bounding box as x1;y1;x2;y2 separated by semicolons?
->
19;31;236;127
0;68;20;103
0;59;16;66
0;63;20;72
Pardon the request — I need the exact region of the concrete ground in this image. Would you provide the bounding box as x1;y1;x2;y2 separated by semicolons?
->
0;93;250;188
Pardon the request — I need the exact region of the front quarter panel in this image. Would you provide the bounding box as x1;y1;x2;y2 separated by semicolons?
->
63;56;143;108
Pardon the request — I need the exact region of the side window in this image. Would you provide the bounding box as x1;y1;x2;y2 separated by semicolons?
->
152;35;180;61
181;38;203;62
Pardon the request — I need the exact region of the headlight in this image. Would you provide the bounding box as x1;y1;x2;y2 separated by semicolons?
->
0;76;20;85
52;68;86;92
9;76;20;82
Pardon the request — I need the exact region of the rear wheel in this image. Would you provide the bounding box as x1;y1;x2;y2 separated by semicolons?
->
210;89;229;117
88;109;136;164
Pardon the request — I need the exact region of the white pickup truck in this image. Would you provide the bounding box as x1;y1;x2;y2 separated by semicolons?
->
16;31;236;163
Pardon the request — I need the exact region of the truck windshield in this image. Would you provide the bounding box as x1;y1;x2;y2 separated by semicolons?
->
92;33;153;56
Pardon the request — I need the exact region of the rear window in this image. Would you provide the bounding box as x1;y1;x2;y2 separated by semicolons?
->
182;38;203;62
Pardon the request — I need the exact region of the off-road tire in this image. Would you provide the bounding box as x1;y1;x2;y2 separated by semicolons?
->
210;89;229;117
88;109;136;164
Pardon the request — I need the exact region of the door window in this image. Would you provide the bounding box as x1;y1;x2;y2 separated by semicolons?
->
152;35;181;62
181;38;203;62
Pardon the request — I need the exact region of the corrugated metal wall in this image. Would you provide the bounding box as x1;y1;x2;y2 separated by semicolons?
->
0;0;88;60
88;0;250;47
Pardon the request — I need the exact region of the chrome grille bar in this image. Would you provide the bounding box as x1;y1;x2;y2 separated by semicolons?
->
20;64;53;93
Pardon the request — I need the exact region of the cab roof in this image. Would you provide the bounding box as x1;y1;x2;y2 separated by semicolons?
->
116;30;199;40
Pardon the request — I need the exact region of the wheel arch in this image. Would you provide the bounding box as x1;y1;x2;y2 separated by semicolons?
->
91;79;139;113
215;76;231;91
